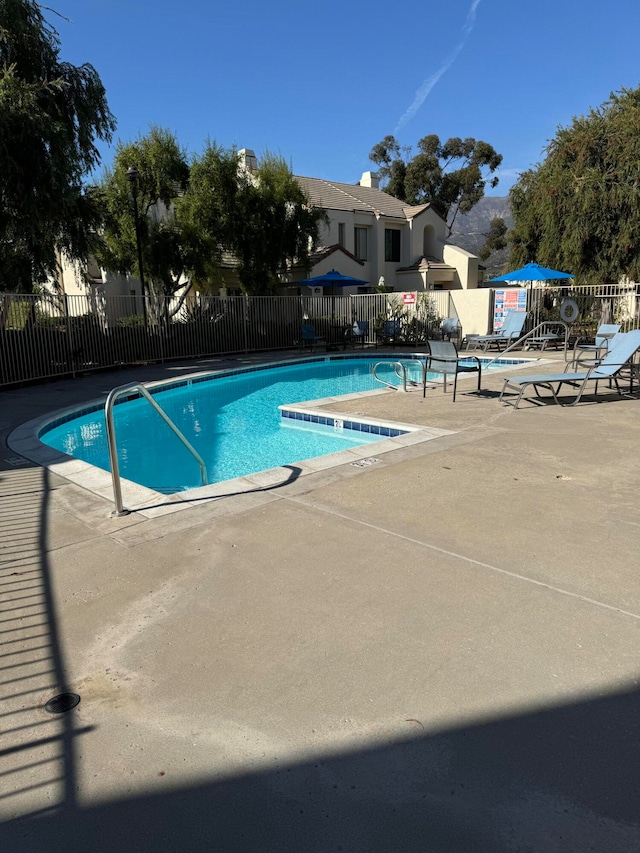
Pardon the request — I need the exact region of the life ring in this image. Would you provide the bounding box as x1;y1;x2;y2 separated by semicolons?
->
560;298;579;323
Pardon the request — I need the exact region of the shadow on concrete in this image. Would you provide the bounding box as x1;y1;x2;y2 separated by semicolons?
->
132;464;304;514
0;464;92;824
1;464;640;852
498;386;640;409
2;671;640;849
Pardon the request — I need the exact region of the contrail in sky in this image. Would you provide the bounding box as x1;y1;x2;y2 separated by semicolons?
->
394;0;483;135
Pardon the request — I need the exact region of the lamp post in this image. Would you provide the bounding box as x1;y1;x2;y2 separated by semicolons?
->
126;166;148;326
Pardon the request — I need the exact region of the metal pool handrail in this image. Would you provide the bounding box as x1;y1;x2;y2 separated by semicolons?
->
483;321;571;367
105;381;208;517
372;360;423;392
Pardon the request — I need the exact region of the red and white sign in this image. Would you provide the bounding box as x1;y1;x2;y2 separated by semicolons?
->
402;292;417;305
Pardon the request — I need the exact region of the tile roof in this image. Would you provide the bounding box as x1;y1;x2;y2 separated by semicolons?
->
402;204;432;219
396;256;456;273
307;244;365;267
295;176;432;220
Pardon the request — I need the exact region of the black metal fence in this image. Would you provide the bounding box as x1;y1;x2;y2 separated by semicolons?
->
3;285;639;388
0;290;453;387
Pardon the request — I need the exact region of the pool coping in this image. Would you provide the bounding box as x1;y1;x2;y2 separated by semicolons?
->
7;352;544;519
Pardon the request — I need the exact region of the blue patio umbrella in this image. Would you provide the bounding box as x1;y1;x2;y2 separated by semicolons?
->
298;269;369;288
298;269;369;320
489;262;575;327
488;262;573;284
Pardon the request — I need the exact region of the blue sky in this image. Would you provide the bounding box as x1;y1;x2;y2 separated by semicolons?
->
55;0;640;196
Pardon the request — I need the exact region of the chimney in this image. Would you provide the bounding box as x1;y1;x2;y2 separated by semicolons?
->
359;171;379;189
239;148;258;173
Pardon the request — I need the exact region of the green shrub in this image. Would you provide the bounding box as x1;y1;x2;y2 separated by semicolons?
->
115;313;146;328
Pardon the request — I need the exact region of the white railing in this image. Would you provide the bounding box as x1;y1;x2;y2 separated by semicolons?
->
525;283;640;333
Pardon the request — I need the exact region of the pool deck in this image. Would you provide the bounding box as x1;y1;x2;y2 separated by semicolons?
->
1;348;640;852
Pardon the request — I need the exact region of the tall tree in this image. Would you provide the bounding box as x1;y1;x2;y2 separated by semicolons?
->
0;0;115;291
176;141;246;291
181;146;326;295
369;134;502;236
94;126;217;314
509;87;640;283
232;152;326;294
94;127;208;315
97;138;327;302
479;217;508;261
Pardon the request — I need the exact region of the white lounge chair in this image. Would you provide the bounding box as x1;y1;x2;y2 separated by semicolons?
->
523;322;566;351
464;311;527;351
500;329;640;408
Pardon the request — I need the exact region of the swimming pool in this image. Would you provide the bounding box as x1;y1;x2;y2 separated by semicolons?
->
39;354;527;493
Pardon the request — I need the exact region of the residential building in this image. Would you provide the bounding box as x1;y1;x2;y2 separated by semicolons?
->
51;150;482;306
290;166;481;295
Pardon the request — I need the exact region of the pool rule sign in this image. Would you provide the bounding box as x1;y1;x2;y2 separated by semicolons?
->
493;288;527;330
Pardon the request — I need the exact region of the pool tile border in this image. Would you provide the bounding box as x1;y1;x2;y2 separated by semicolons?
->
280;406;411;438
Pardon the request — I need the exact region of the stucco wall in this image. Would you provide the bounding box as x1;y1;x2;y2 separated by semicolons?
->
443;244;480;290
408;208;446;260
451;288;493;336
313;205;480;295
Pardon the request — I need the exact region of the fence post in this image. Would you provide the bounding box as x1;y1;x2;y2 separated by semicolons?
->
243;293;249;354
64;294;77;379
159;295;167;363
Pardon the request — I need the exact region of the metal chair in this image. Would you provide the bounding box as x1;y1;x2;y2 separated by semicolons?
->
464;311;527;351
500;330;640;408
568;323;621;367
351;320;369;348
375;319;402;347
299;323;325;352
423;340;482;402
441;317;461;343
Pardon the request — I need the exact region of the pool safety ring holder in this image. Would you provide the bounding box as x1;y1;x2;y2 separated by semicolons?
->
560;298;579;323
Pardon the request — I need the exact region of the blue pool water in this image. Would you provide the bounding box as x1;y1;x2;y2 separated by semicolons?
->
40;356;519;492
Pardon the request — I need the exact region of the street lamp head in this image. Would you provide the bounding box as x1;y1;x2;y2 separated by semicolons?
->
126;166;139;184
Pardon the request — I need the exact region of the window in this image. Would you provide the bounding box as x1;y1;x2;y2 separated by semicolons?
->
385;229;401;262
354;227;368;261
338;222;346;247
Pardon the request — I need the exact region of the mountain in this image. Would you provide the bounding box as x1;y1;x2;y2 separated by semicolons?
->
449;196;513;278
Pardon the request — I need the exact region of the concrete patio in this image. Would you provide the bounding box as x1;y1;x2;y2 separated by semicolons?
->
1;350;639;852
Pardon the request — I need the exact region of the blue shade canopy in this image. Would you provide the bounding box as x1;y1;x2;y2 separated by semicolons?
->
489;262;573;283
298;268;369;287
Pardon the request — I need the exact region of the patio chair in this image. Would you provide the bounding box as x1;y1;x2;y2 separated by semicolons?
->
423;340;482;402
568;323;621;367
441;317;461;343
376;319;402;347
351;320;369;348
499;329;640;408
464;310;527;352
523;322;567;352
299;323;325;352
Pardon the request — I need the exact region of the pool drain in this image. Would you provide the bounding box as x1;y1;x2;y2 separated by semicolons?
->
44;693;81;714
